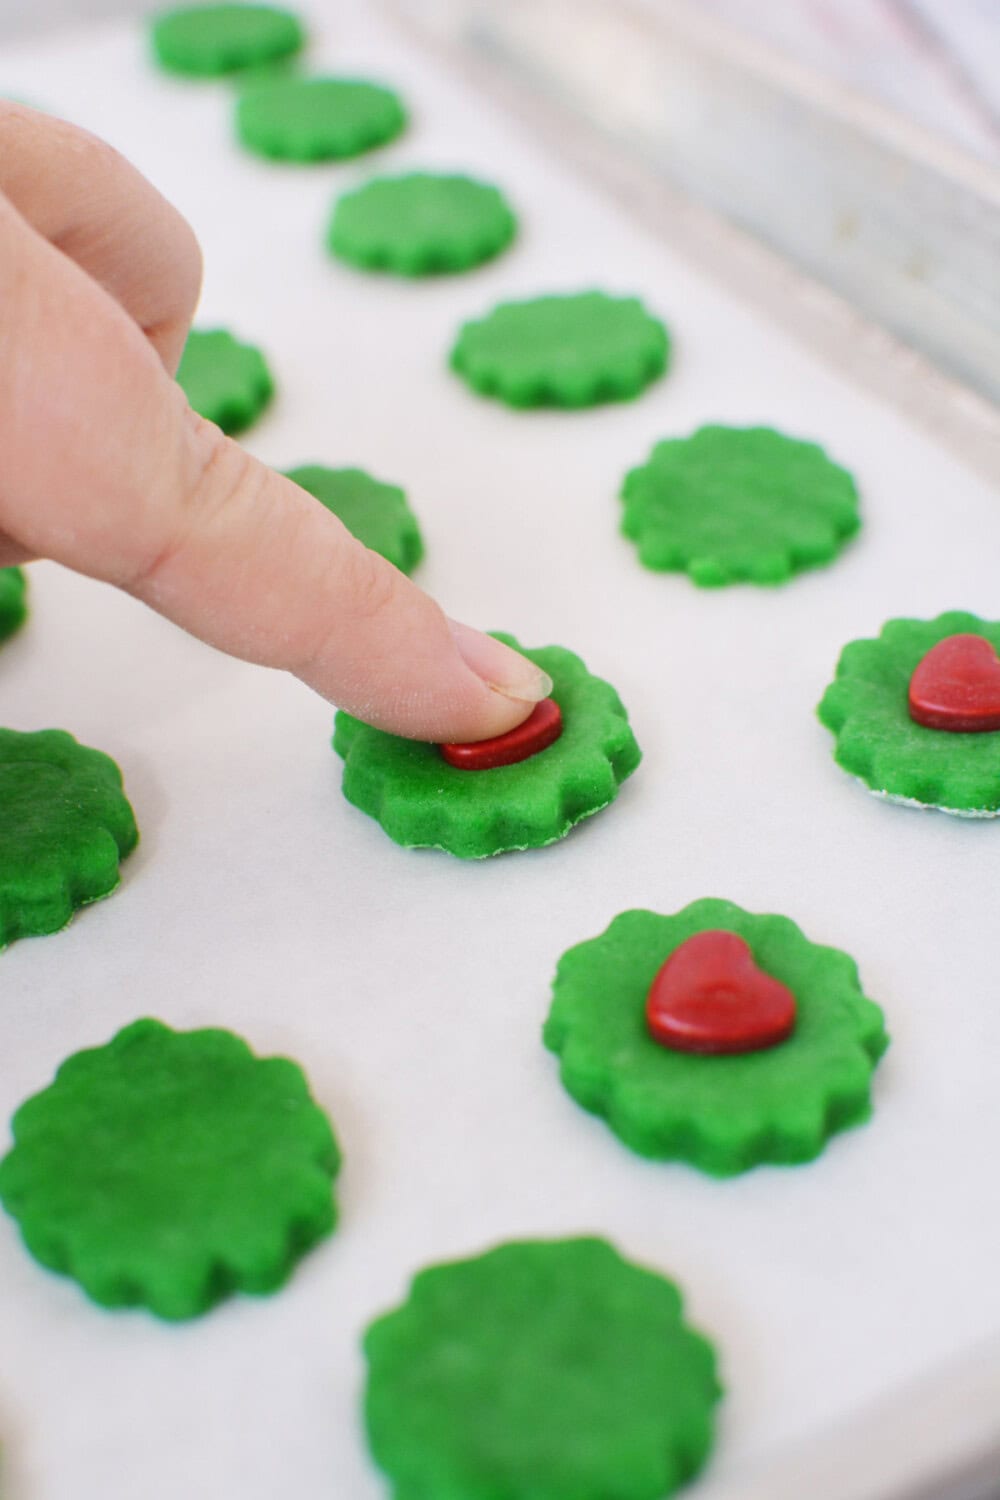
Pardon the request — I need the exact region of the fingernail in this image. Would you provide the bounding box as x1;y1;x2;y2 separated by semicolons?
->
448;620;553;703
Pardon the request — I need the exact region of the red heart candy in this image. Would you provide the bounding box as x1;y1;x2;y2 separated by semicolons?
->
908;634;1000;732
646;930;796;1055
440;698;563;770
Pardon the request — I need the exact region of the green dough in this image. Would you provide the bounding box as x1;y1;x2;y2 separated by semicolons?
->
328;172;517;276
620;425;861;586
0;567;27;644
819;611;1000;815
450;291;669;409
333;636;641;858
0;1019;339;1321
364;1237;720;1500
176;327;274;435
544;900;888;1176
227;52;301;87
236;76;406;162
151;4;304;77
285;465;423;574
0;729;138;947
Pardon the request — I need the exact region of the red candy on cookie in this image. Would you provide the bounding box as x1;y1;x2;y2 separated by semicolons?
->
440;698;563;770
646;930;797;1055
908;634;1000;733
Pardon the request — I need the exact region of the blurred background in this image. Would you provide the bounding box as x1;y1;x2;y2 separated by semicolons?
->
4;0;998;469
683;0;1000;163
4;0;998;171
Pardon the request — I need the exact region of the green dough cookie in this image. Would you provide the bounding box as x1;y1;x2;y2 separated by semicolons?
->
176;327;274;435
544;900;888;1176
0;567;27;644
818;611;1000;815
364;1237;720;1500
285;465;423;574
328;171;517;276
333;636;641;858
0;729;138;947
451;291;670;408
151;4;304;78
0;1019;339;1320
621;425;861;586
236;76;406;162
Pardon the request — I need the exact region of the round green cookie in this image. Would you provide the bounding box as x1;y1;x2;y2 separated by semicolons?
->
0;567;27;644
333;636;641;858
818;611;1000;815
328;172;517;276
450;291;670;408
364;1237;720;1500
0;729;138;947
176;327;274;435
620;425;860;586
0;1019;339;1320
151;4;304;78
285;465;423;574
544;900;888;1176
236;76;406;162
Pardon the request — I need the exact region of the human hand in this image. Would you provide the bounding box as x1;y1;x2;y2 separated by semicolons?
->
0;104;551;741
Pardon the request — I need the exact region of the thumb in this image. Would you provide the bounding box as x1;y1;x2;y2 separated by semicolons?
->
0;197;549;742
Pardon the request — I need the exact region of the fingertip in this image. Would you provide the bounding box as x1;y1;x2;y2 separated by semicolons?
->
447;620;553;705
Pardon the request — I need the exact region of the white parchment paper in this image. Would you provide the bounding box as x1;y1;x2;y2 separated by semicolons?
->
1;6;999;1497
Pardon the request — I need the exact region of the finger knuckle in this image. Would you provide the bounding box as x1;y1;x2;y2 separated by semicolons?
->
342;543;400;625
128;415;256;595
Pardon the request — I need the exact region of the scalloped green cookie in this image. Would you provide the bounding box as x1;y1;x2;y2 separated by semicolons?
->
151;4;304;77
333;636;641;857
176;327;274;434
544;900;888;1176
236;75;406;162
818;611;1000;815
451;291;669;409
0;567;27;644
620;425;861;586
0;729;138;947
364;1237;720;1500
328;172;516;276
0;1019;339;1320
285;465;423;574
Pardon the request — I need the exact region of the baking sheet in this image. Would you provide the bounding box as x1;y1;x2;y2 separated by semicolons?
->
2;4;1000;1497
